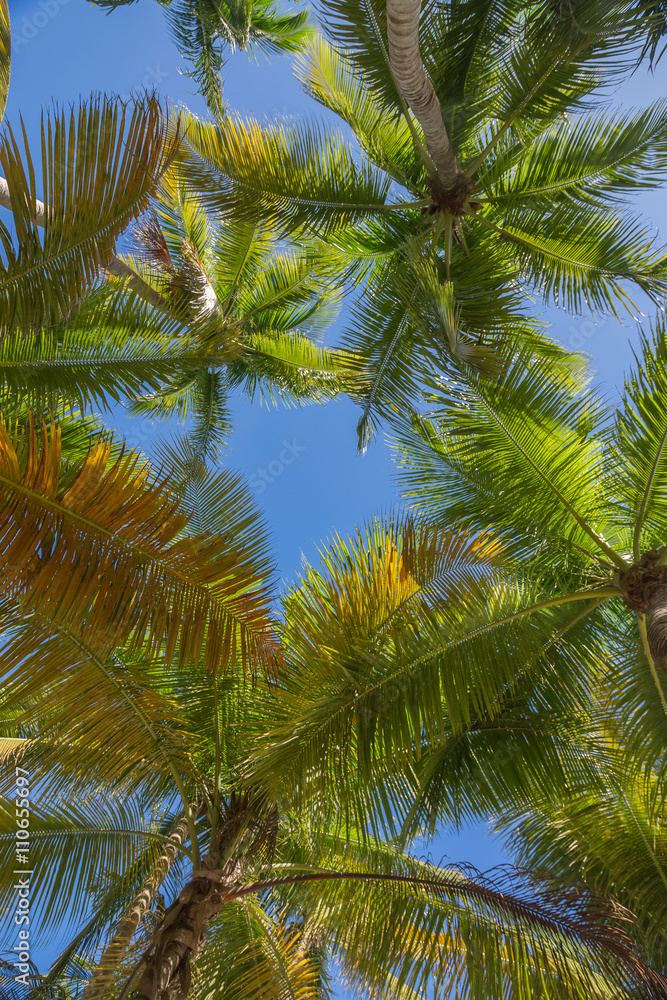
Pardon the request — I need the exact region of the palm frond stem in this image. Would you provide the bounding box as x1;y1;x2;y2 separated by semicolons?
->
637;613;667;716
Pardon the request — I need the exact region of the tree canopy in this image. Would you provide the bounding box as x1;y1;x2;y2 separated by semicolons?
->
2;1;667;999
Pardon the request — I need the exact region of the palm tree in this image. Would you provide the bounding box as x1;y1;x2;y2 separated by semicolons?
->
0;1;181;391
0;3;347;444
105;164;350;463
178;0;667;446
2;505;665;1000
90;0;313;117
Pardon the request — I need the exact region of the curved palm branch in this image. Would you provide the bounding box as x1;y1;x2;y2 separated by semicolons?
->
0;412;277;673
0;94;178;333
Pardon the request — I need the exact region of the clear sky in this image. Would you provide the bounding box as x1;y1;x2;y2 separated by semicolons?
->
6;0;667;976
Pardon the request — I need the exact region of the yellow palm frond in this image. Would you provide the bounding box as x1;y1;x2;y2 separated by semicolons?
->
0;413;277;673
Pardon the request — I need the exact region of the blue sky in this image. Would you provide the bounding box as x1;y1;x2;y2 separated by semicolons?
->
6;0;667;975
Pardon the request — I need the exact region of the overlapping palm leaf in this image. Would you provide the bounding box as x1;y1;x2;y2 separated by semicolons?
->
0;412;277;674
180;6;667;441
101;168;348;461
242;514;612;844
496;755;667;970
0;94;178;332
0;0;9;126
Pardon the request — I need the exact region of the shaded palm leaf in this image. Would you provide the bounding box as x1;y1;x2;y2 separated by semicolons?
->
93;0;313;117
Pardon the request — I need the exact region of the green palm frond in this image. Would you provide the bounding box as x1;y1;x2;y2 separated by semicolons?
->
193;901;328;1000
0;794;176;946
118;178;345;440
393;352;620;568
93;0;313;118
0;643;201;799
227;332;352;406
180;112;394;232
482;103;667;211
237;858;666;1000
475;203;667;314
0;94;178;332
496;761;667;968
0;288;222;415
295;37;422;189
613;321;667;558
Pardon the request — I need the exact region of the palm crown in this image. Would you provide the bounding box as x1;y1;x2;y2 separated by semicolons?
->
381;325;667;969
179;0;667;445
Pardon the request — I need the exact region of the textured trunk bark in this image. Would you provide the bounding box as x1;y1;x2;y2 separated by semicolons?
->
0;176;168;310
385;0;463;193
81;815;190;1000
646;582;667;673
134;865;242;1000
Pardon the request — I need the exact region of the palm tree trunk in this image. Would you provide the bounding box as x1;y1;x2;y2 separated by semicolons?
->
133;863;243;1000
81;814;190;1000
385;0;465;195
646;582;667;672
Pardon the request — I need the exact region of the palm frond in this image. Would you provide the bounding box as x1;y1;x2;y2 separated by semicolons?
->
392;352;621;567
613;320;667;557
295;37;422;189
0;793;175;946
228;333;352;406
483;102;667;211
180;112;393;234
473;203;667;315
193;901;328;1000
0;413;277;672
238;859;667;1000
0;94;178;331
0;0;9;127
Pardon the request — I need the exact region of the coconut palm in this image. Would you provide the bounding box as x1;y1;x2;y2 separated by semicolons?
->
0;3;178;334
91;0;313;117
0;2;347;443
104;165;349;464
179;0;667;446
1;506;665;1000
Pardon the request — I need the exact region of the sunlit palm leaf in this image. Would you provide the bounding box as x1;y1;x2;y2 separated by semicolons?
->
0;413;276;672
0;94;178;331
